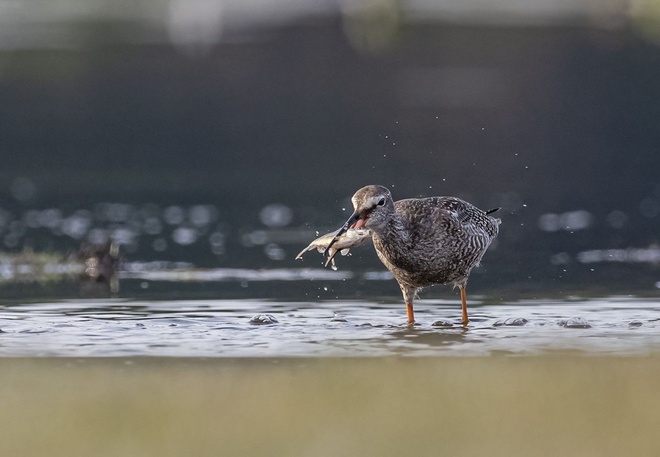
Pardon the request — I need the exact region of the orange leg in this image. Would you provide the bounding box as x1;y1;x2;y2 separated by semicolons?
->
406;302;415;325
460;286;469;326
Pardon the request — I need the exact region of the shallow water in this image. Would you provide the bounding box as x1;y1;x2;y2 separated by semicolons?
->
1;293;658;356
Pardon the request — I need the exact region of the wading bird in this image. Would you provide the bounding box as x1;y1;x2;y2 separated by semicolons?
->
297;185;500;326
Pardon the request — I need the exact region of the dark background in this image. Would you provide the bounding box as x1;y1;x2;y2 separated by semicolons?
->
1;1;659;296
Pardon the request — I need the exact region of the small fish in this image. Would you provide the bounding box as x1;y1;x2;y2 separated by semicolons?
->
295;228;371;270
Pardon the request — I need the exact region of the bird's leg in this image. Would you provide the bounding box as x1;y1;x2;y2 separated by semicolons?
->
460;285;469;326
406;302;415;325
400;284;416;325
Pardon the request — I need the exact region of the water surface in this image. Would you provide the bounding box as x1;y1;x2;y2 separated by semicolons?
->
1;293;658;357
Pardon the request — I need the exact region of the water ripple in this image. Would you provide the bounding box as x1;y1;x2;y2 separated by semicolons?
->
0;297;658;356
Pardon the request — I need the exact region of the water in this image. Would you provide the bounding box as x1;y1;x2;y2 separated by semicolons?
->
1;283;658;356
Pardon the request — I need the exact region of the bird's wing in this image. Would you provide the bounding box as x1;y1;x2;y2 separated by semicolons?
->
394;197;493;239
394;198;458;238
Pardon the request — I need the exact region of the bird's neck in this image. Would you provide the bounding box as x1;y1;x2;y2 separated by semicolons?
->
372;213;410;246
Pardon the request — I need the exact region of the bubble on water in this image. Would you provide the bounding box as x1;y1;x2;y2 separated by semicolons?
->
259;203;293;228
10;177;37;203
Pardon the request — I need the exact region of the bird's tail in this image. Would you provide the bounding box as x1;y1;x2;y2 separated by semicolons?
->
485;207;500;215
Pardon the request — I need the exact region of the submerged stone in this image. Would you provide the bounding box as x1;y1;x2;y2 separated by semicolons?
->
431;320;454;328
249;314;278;325
558;317;591;329
493;317;528;327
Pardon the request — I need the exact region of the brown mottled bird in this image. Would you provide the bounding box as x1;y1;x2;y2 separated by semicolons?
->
297;185;500;325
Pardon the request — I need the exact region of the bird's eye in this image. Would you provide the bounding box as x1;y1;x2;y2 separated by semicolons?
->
377;198;386;207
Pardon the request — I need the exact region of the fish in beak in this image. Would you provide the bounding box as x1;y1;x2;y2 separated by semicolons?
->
323;211;368;263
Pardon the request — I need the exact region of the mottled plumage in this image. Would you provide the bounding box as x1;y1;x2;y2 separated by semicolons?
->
297;185;500;325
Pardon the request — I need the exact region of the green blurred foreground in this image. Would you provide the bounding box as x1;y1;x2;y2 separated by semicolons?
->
2;357;659;456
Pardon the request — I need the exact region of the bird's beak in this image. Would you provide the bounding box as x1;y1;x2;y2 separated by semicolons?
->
324;211;360;255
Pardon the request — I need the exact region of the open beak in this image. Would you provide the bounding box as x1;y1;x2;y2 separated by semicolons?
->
324;211;363;256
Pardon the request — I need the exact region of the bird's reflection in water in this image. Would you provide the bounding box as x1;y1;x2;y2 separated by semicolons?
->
76;241;120;297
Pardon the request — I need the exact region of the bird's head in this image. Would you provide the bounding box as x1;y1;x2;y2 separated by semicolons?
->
324;185;393;254
348;185;394;231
